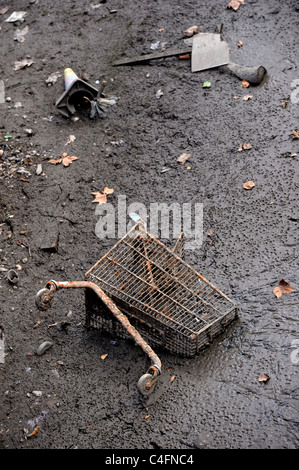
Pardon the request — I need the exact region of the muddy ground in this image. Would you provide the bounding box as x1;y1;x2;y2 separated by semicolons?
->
0;0;298;451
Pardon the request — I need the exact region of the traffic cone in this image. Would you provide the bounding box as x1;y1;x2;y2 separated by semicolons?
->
55;67;99;118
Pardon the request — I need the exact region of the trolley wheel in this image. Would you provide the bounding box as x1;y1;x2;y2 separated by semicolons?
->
35;288;54;311
137;373;156;396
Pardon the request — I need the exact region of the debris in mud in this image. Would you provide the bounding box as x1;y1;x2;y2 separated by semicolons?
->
101;353;108;360
0;6;8;15
237;40;243;47
273;279;294;299
238;143;252;151
155;89;163;99
258;373;270;383
7;269;19;284
55;67;107;119
13;57;34;71
170;375;176;383
227;0;245;11
65;134;76;146
25;425;40;439
241;79;250;88
92;187;114;205
14;25;29;43
36;341;53;356
202;81;211;88
242;180;255;190
291;130;299;139
48;152;79;167
281;100;289;108
45;71;62;86
5;11;27;23
177;153;190;165
242;94;253;101
183;25;199;38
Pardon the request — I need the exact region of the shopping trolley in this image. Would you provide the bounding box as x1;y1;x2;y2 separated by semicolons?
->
35;218;238;395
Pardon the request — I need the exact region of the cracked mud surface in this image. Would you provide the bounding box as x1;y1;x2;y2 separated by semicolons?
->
0;0;298;449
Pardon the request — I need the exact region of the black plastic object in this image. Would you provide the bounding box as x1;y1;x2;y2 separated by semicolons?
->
55;68;99;118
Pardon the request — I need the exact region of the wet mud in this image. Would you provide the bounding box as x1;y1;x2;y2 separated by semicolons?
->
0;0;298;449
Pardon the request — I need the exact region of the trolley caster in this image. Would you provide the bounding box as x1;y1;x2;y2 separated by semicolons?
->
137;373;157;396
35;287;54;311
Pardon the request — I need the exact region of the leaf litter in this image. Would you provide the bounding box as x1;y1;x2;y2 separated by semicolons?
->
48;152;79;167
92;187;114;205
273;279;294;299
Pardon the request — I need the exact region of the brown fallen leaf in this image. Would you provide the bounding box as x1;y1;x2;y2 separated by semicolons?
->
13;57;34;71
183;25;199;37
273;279;294;299
243;94;253;101
227;0;245;11
238;143;252;151
243;180;255;190
65;134;76;145
281;101;289;109
237;40;243;47
177;153;190;165
145;414;150;420
258;373;270;383
100;353;108;360
291;130;299;139
241;79;250;88
170;375;176;383
92;187;114;205
48;153;79;167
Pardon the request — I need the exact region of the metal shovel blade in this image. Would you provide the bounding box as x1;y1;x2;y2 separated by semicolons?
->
191;33;229;72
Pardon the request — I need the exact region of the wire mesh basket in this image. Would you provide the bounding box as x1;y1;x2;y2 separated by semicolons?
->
85;221;238;357
35;219;238;395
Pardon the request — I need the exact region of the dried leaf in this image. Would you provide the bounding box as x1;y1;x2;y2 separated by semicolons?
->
243;95;253;101
291;130;299;139
145;414;150;419
243;180;255;190
238;143;252;151
227;0;245;11
48;153;79;167
237;40;243;47
241;79;250;88
65;134;76;146
103;187;114;195
61;155;78;167
13;57;34;71
92;187;114;205
177;153;190;165
258;373;270;383
273;279;294;299
183;25;199;37
100;353;108;360
92;192;108;205
170;375;176;383
281;101;289;108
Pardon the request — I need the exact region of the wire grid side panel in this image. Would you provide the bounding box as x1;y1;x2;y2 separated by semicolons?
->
87;233;236;338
